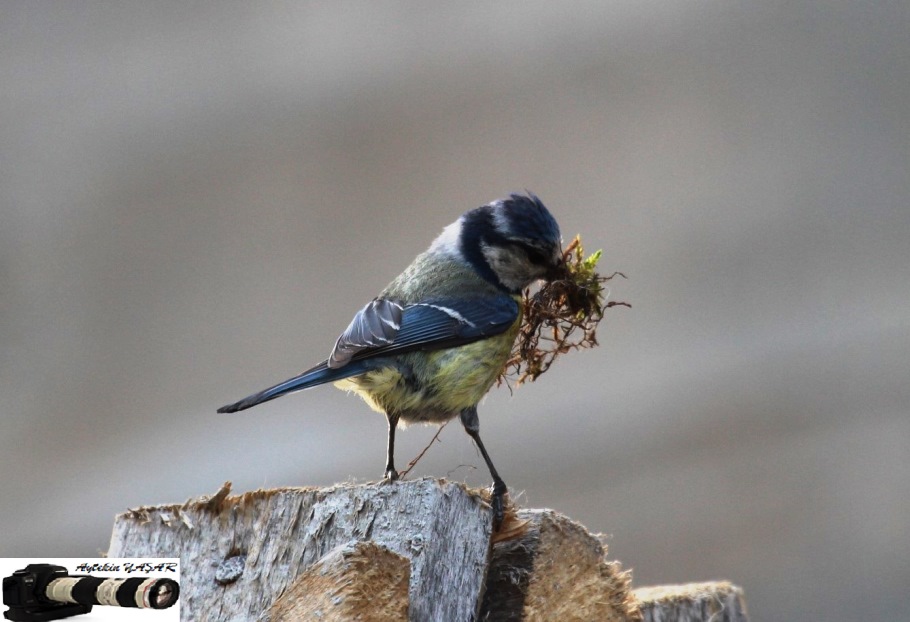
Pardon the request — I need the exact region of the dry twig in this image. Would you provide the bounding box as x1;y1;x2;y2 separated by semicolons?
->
399;421;449;479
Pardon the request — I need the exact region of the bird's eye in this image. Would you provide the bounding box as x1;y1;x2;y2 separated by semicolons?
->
524;248;549;265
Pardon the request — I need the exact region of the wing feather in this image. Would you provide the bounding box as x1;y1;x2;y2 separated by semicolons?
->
328;295;518;368
219;295;519;413
329;299;403;367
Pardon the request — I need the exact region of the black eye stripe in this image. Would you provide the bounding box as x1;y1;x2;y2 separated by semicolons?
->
521;246;549;265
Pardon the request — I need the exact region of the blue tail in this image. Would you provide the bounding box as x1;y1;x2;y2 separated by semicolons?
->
217;359;371;413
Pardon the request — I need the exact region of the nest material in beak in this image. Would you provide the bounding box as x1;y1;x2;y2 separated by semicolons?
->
500;235;630;387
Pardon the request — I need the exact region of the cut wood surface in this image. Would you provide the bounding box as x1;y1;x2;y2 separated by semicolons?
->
108;479;492;622
264;540;410;622
482;509;639;621
108;479;748;621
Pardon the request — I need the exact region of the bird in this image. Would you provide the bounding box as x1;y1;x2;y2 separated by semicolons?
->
217;192;565;528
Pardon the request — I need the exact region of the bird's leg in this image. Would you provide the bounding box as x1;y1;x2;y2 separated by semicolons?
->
460;407;507;530
384;413;400;481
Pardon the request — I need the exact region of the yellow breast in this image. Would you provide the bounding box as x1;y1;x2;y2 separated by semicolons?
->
334;304;521;422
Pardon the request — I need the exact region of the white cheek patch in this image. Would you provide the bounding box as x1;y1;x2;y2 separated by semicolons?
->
481;243;541;291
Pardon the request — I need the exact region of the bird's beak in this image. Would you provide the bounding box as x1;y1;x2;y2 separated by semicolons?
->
546;257;569;281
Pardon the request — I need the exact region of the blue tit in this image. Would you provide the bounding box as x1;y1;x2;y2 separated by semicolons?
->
218;192;565;527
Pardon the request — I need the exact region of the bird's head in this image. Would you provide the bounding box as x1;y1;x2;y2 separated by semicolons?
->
433;193;565;294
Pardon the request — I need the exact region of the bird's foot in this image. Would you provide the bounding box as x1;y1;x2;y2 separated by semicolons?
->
490;480;507;531
382;468;400;482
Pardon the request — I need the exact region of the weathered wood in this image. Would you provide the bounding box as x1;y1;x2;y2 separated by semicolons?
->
108;479;492;622
634;582;748;622
264;540;409;621
109;479;749;622
481;509;641;622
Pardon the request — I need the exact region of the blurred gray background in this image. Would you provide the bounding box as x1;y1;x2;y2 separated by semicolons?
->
1;2;907;620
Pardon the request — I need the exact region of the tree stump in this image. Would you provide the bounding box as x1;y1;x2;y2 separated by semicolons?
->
107;479;747;621
634;583;749;622
109;479;491;621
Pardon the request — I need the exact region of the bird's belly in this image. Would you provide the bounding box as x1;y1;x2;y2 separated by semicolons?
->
333;327;517;425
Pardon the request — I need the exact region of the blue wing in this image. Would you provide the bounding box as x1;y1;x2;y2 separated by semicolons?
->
217;295;519;413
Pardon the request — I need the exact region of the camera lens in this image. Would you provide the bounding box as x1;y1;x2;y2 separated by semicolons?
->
43;576;179;610
4;565;180;620
147;579;179;609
